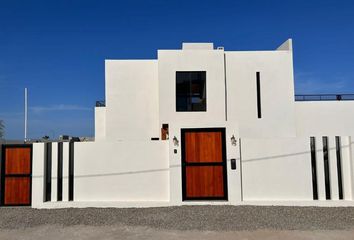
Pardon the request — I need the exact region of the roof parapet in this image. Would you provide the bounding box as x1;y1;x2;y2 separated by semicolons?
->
182;43;214;50
277;39;292;51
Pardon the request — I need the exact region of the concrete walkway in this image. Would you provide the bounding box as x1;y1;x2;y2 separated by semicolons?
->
1;225;353;240
0;206;353;239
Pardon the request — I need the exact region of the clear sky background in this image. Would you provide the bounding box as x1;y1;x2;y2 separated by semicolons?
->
1;0;354;140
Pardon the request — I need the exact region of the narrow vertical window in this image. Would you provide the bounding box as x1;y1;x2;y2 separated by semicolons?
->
256;72;262;118
322;136;331;200
68;141;74;201
310;137;318;200
44;142;52;202
57;142;63;201
336;136;343;200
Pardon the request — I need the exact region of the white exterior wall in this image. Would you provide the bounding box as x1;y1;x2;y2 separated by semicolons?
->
296;101;354;136
167;122;242;205
31;141;169;208
241;136;354;202
28;40;354;208
32;143;45;208
62;142;70;201
157;48;246;204
241;138;313;201
349;137;354;200
100;40;297;142
226;49;296;138
313;136;353;201
74;141;169;201
32;142;72;208
295;101;354;201
340;137;352;200
104;60;159;141
94;107;106;141
158;49;226;126
51;142;58;201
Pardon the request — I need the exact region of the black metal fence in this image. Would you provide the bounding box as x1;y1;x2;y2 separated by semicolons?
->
295;94;354;101
95;100;106;107
96;95;354;106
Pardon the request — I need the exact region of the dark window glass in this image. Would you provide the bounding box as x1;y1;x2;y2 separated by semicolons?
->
176;71;206;111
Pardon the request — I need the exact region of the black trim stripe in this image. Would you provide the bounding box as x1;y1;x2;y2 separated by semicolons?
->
185;162;226;167
335;136;343;200
322;137;331;200
44;142;52;202
310;137;318;200
4;174;31;177
57;142;63;201
256;72;262;118
68;141;74;201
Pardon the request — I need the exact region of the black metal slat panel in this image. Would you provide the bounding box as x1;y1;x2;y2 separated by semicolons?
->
69;141;74;201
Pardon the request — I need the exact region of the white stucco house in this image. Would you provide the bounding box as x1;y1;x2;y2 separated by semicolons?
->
12;39;354;208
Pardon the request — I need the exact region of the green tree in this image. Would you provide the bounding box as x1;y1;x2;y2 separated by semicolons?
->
0;120;4;139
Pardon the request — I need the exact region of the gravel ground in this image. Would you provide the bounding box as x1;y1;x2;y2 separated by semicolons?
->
0;206;354;231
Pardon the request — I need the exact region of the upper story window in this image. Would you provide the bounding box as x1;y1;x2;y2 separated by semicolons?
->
176;71;206;112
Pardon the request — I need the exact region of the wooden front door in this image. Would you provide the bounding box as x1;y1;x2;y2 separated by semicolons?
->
1;145;32;206
181;128;228;200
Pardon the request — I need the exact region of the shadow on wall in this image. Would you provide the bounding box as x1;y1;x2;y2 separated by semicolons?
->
242;144;351;163
69;144;342;179
32;142;351;182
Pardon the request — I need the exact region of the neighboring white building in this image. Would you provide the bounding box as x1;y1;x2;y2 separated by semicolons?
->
27;39;354;208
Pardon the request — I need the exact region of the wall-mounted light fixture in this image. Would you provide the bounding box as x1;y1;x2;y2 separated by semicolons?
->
231;135;237;146
173;136;179;147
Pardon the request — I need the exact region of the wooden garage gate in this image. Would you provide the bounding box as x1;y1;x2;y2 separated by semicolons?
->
1;144;32;206
181;128;228;201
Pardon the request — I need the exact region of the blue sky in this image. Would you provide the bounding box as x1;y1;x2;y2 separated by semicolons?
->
1;0;354;139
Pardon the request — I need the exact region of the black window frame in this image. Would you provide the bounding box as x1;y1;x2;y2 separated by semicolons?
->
176;71;207;112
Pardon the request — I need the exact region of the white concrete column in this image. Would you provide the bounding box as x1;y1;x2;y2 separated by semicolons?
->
168;124;181;205
62;142;69;201
328;137;339;200
225;125;242;204
51;142;58;202
31;143;45;208
316;137;326;200
341;136;352;200
349;136;354;200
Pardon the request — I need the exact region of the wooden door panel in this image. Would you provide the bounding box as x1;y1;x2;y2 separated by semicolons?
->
1;145;32;206
182;129;227;200
186;166;224;197
4;177;31;205
185;132;223;163
5;148;31;174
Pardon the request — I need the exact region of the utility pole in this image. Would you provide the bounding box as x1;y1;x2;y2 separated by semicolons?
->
24;88;28;142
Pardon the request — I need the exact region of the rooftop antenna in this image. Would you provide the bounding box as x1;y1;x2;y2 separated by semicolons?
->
24;88;28;142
